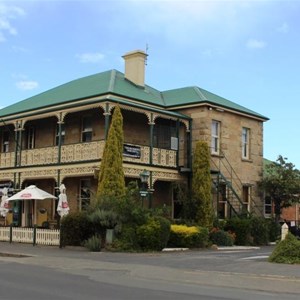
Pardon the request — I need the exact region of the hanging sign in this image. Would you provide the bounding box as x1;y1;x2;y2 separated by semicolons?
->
123;144;141;159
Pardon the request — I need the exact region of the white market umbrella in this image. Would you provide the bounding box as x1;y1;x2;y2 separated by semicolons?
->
7;185;57;226
0;187;10;219
7;185;57;201
57;184;69;218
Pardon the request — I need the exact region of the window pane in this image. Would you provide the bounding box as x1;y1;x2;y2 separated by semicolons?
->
242;127;249;159
80;179;91;211
153;121;176;149
82;132;92;142
27;127;35;149
82;117;92;142
264;196;272;215
2;131;9;152
56;124;65;146
211;121;220;154
83;117;92;131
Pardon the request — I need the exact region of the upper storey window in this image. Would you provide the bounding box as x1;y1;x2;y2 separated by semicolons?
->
55;123;65;146
211;120;220;155
2;130;10;153
26;126;35;149
242;127;250;159
82;116;92;142
153;120;177;150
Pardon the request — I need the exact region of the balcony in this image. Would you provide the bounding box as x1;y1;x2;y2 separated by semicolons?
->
0;141;177;169
0;151;14;168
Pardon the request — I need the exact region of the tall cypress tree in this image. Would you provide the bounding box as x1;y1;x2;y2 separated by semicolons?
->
192;141;214;228
97;105;126;198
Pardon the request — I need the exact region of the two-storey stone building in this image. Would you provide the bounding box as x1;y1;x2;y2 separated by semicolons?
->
0;50;268;227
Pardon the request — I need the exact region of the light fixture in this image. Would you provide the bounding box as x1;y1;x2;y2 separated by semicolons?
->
139;169;150;183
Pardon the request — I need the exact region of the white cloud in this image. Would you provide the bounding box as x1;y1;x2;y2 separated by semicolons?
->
76;52;105;63
120;0;269;50
12;45;29;53
246;39;266;49
277;22;289;33
0;31;5;42
0;3;25;42
16;80;39;91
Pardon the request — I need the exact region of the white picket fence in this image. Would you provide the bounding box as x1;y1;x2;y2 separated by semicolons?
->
0;226;60;246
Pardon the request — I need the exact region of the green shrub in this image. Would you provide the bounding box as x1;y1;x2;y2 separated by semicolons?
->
209;229;234;246
136;217;171;251
88;209;119;245
249;217;269;246
154;216;171;249
89;209;119;229
225;218;251;245
84;235;101;252
212;218;227;230
269;233;300;264
60;212;94;246
225;217;275;246
112;224;140;252
136;218;161;251
266;218;281;242
168;224;209;248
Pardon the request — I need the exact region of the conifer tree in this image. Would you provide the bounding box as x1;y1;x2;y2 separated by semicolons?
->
97;105;126;199
192;141;214;228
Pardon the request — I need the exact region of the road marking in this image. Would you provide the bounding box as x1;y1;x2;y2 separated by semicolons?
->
240;255;269;260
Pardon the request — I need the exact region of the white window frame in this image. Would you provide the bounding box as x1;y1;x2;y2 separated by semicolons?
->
79;179;91;211
242;186;251;213
55;123;65;146
211;120;220;155
27;126;35;149
264;196;272;218
2;130;9;153
218;183;228;219
81;116;93;142
242;127;250;159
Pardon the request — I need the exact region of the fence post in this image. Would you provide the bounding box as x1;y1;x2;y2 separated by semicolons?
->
281;222;289;240
9;224;13;243
33;225;37;246
59;226;62;248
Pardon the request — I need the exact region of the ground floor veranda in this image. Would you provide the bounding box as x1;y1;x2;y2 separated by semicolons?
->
0;169;187;228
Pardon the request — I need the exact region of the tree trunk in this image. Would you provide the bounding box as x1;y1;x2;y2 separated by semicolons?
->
274;198;281;224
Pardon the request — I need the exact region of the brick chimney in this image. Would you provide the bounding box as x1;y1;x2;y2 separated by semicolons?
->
122;50;148;87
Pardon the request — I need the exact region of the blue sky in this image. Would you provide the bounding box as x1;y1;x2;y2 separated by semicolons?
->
1;0;300;167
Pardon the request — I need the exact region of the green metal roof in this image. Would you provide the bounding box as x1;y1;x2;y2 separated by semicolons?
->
162;86;268;119
0;69;268;120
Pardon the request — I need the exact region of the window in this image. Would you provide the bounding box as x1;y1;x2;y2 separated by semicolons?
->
26;127;35;149
264;196;272;217
2;130;9;153
218;183;227;219
82;117;92;142
242;127;250;159
55;123;65;146
153;120;177;149
242;186;250;213
79;179;91;211
211;120;220;154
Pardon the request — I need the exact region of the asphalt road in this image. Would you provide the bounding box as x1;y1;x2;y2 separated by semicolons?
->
0;243;299;300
